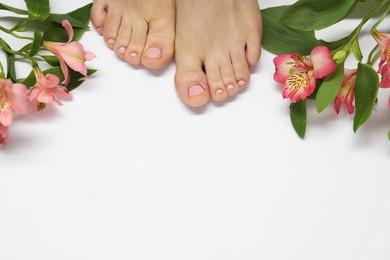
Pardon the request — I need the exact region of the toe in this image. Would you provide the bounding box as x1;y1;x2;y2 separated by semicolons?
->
175;56;210;107
219;55;240;97
246;34;262;70
90;0;107;35
113;17;132;60
205;58;229;102
141;18;175;69
231;49;251;90
102;9;122;49
124;20;148;65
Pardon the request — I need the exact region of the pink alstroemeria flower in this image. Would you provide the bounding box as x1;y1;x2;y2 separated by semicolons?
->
29;66;72;112
0;123;9;144
372;31;390;89
334;69;357;114
273;46;337;102
43;20;96;85
0;79;29;127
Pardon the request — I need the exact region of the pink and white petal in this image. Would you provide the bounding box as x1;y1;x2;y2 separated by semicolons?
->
6;83;29;114
37;91;54;104
62;19;74;43
0;124;9;144
29;88;41;102
85;51;96;61
346;89;355;114
379;64;390;89
58;58;71;86
0;108;13;127
311;46;337;79
52;88;72;101
282;72;316;102
273;54;295;83
59;43;88;76
46;74;61;88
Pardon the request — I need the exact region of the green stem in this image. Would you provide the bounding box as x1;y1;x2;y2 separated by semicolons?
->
367;44;380;65
371;1;390;32
0;38;36;63
343;0;389;51
0;26;33;41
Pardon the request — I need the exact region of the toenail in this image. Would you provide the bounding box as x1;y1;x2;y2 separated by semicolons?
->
188;84;205;97
227;84;235;90
238;80;247;86
107;38;115;45
119;47;126;54
129;52;138;58
215;88;225;95
144;47;162;59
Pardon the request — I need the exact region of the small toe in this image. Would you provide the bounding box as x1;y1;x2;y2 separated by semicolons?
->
124;21;148;65
205;59;229;102
231;49;251;90
113;18;132;59
102;10;122;49
220;55;239;97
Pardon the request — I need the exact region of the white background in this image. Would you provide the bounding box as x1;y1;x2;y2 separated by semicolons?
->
1;0;390;259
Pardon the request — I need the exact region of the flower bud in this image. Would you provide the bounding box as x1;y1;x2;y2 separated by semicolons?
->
333;50;347;64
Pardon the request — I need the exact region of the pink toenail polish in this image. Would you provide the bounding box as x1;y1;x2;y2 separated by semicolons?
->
144;47;162;59
227;84;235;90
119;47;126;54
107;38;115;45
215;88;225;95
238;80;247;86
188;84;205;97
130;52;138;58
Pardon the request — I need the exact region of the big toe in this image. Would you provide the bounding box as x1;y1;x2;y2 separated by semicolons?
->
141;18;175;70
175;57;210;107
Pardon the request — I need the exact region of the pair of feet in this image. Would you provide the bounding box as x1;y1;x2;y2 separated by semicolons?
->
90;0;263;107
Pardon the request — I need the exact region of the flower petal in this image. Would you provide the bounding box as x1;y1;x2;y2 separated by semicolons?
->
282;71;316;102
62;19;74;43
310;46;337;79
273;54;295;84
5;82;29;115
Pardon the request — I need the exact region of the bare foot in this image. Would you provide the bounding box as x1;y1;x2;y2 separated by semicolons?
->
174;0;262;107
91;0;175;69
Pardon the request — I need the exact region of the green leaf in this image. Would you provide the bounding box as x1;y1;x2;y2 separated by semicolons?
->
316;63;345;113
24;0;50;21
280;0;358;31
388;130;390;140
41;55;60;66
43;3;93;42
290;100;307;139
352;40;363;62
48;14;89;29
0;38;17;81
6;54;17;82
29;30;43;57
0;3;28;15
353;63;379;132
262;6;325;55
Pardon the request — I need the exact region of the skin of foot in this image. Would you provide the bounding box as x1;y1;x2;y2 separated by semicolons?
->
90;0;176;69
174;0;263;107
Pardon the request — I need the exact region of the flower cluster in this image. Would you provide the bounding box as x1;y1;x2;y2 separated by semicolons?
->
262;0;390;139
0;1;95;144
